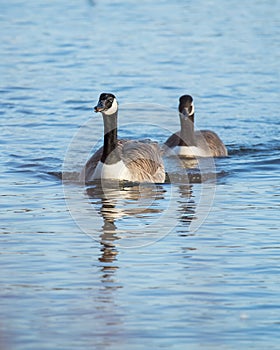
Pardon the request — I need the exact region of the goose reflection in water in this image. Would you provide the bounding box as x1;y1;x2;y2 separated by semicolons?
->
85;178;200;258
86;181;167;259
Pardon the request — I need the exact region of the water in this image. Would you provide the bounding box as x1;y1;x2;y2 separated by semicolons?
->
1;0;279;349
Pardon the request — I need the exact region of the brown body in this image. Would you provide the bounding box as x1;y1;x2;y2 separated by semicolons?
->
164;129;228;157
80;139;165;183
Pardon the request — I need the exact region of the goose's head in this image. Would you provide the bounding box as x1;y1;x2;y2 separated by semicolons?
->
94;93;118;115
178;95;195;119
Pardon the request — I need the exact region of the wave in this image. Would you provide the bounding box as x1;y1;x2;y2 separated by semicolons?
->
228;140;280;156
58;169;228;185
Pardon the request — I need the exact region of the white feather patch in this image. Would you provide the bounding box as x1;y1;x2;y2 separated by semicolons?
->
174;146;209;158
92;160;132;180
190;102;195;115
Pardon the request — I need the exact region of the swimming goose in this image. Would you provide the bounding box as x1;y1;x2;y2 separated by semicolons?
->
80;93;165;183
164;95;228;158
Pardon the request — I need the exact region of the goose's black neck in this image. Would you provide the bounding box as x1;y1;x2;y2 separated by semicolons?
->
101;112;121;164
179;114;197;146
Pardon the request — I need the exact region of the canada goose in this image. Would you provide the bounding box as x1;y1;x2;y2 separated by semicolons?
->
164;95;228;158
80;93;165;183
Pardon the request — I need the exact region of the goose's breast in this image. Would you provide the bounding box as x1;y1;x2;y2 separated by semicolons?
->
93;160;132;181
174;146;209;158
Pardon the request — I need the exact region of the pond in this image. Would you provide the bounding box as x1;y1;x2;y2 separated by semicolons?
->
1;1;279;349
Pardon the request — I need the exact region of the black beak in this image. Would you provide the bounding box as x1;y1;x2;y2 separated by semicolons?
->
181;107;189;118
94;100;105;113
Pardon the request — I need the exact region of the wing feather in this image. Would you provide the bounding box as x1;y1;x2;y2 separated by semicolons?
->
164;131;180;149
79;146;103;182
121;140;165;183
197;130;228;157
